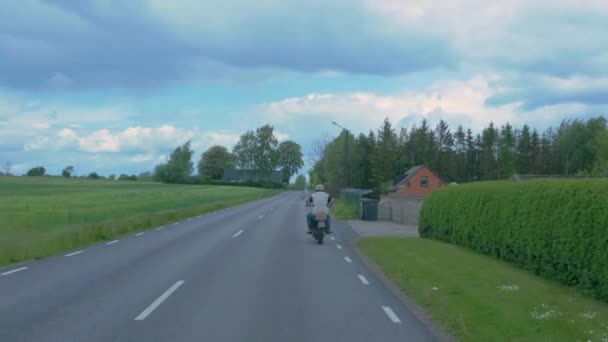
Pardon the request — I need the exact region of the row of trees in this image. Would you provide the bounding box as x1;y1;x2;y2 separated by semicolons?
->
310;116;608;194
155;124;304;184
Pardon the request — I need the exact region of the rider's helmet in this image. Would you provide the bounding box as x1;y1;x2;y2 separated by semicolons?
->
315;184;325;192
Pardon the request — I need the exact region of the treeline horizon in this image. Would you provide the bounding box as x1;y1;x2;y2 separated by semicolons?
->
0;163;144;181
310;116;608;195
154;124;304;187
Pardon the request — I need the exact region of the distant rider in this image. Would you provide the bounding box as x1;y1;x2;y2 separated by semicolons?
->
306;184;332;234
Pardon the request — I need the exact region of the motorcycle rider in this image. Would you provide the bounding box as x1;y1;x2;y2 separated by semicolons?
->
306;184;332;234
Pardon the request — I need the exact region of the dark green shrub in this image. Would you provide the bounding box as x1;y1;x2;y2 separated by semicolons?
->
419;180;608;302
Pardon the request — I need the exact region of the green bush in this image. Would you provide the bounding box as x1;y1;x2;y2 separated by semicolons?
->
419;180;608;302
331;199;359;220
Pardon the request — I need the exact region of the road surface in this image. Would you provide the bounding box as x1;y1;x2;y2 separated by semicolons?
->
0;192;435;342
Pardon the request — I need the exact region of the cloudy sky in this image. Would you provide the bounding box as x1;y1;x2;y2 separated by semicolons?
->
1;0;607;176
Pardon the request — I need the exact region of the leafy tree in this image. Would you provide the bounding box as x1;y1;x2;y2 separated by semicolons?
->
253;124;279;175
62;166;74;178
233;131;256;170
137;171;154;181
277;140;304;183
118;174;137;181
154;141;194;183
198;145;236;180
590;130;608;176
317;130;356;193
87;172;100;179
294;175;307;190
26;166;46;176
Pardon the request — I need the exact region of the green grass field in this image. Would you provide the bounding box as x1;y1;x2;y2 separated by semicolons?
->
358;237;608;342
0;177;280;266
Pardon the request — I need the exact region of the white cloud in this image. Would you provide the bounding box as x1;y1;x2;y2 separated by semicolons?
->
24;136;50;151
78;129;121;153
261;76;521;131
22;124;243;165
275;130;289;141
364;0;608;78
31;121;51;130
202;132;240;148
129;154;156;163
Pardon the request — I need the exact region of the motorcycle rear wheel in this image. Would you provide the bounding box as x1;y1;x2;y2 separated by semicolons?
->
315;232;324;245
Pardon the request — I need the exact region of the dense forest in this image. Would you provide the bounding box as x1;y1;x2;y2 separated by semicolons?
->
310;116;608;194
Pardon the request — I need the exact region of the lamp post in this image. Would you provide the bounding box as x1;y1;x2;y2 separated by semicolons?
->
332;121;349;189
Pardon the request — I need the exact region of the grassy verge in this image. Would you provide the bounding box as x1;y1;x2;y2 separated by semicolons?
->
0;177;280;266
331;199;359;220
358;237;608;342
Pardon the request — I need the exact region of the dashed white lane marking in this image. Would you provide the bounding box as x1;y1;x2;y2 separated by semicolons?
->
187;218;192;222
135;281;184;321
136;232;144;237
344;257;352;263
357;274;370;285
232;230;244;238
382;306;402;324
172;222;179;226
1;267;28;276
106;240;119;245
65;250;84;257
336;244;343;250
156;226;165;230
258;215;264;219
330;236;336;241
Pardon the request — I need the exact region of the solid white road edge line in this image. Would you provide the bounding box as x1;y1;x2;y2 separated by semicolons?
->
232;230;244;238
172;222;179;225
106;240;119;245
135;280;185;321
382;306;402;324
344;256;352;263
357;274;370;285
65;251;84;257
1;267;28;276
330;236;336;240
258;215;264;219
337;244;343;249
348;222;361;235
136;232;144;237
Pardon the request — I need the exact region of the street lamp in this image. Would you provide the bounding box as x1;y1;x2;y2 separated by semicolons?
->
332;121;349;189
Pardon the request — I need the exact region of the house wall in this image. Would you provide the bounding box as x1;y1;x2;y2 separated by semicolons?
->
379;194;424;226
394;167;443;196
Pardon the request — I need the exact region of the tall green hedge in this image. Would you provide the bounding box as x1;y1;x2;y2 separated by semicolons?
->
419;180;608;302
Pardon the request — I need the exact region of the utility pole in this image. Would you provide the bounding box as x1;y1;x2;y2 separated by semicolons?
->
332;121;349;189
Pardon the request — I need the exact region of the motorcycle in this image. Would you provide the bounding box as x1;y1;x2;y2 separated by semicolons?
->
306;199;333;245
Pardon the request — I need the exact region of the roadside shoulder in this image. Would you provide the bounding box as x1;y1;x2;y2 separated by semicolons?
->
350;237;456;342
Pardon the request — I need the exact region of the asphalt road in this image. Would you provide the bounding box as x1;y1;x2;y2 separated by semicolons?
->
0;192;435;342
